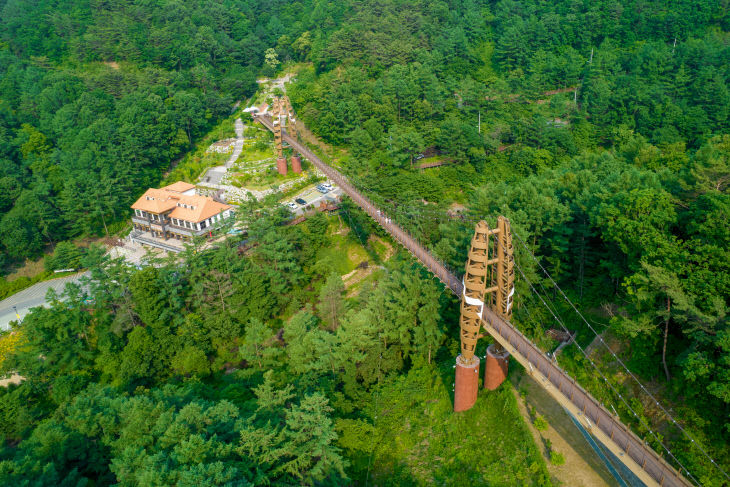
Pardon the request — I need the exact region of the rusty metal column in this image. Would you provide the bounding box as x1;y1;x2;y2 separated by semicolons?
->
454;221;493;412
485;216;514;390
283;96;302;173
272;97;287;175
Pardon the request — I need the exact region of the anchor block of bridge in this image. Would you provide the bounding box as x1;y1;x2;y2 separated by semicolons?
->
484;343;509;390
254;113;692;487
291;154;302;173
454;355;480;412
276;157;288;175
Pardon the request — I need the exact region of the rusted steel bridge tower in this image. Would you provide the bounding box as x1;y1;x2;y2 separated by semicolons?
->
271;95;302;175
454;216;514;412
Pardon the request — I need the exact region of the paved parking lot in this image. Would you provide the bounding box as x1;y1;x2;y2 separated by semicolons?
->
286;185;342;215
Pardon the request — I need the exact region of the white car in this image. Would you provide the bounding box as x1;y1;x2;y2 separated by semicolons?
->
286;202;298;210
322;182;334;190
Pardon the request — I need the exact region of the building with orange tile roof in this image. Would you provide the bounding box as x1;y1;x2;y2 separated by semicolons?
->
162;181;197;194
131;182;233;242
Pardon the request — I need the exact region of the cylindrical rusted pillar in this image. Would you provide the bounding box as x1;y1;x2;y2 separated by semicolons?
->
484;343;509;390
290;155;302;173
276;157;287;175
454;354;480;412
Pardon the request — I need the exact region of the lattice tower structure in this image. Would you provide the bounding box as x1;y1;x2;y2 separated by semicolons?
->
282;95;302;173
492;215;514;352
271;97;284;159
458;221;497;363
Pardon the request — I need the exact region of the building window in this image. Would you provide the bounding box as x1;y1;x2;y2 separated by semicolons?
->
200;220;207;229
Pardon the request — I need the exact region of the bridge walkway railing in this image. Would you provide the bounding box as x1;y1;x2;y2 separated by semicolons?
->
255;114;690;487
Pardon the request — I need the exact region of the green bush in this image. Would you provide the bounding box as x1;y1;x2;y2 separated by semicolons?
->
254;138;271;151
550;451;565;466
533;414;549;431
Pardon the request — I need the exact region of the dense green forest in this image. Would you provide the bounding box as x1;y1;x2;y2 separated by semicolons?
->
0;0;307;264
285;0;730;483
0;209;551;485
1;0;729;485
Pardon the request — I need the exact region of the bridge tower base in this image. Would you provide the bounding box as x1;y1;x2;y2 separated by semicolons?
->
454;355;480;412
276;157;288;175
291;155;302;173
484;344;509;390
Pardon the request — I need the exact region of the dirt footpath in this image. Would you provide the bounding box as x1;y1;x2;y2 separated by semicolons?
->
513;370;619;487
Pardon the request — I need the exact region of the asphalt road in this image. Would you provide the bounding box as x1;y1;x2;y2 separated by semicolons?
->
0;272;88;330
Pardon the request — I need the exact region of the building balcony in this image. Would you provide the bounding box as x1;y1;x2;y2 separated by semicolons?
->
131;216;219;237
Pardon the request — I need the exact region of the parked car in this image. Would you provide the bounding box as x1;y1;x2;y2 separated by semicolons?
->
286;202;298;210
295;198;307;205
316;185;329;193
414;153;425;161
322;182;334;190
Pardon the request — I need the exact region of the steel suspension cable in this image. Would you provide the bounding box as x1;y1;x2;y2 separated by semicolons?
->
314;157;709;484
513;257;702;486
512;230;730;484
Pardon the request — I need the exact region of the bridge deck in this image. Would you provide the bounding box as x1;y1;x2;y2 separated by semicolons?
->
256;114;691;487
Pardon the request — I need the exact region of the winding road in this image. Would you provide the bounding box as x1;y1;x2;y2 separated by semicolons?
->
0;272;88;330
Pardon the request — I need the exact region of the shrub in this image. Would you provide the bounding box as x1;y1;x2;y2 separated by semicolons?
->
550;451;565;466
533;414;549;431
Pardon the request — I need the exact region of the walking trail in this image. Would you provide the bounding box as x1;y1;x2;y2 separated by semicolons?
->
203;118;244;185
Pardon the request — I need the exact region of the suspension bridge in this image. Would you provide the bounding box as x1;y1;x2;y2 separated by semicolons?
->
254;108;722;487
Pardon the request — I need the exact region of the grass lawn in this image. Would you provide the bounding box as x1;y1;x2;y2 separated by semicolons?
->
233;168;296;190
316;231;369;276
368;235;394;262
4;258;46;281
343;363;552;486
237;144;274;163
